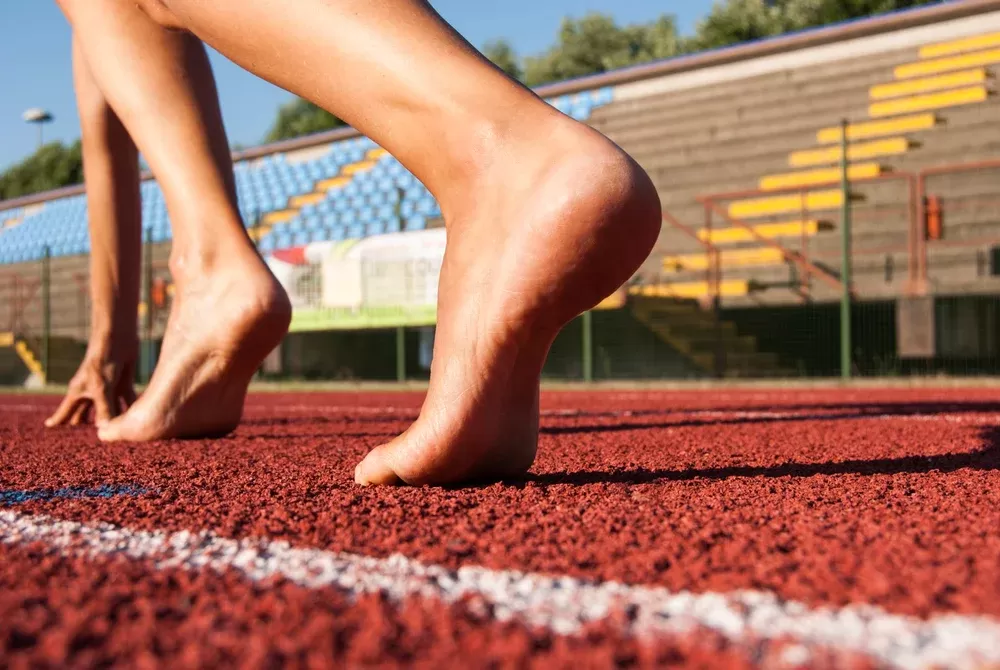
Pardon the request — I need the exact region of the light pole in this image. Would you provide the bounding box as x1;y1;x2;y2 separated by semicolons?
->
23;108;54;150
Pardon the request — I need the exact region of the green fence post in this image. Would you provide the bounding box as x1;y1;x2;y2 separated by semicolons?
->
141;227;153;384
581;310;594;382
839;118;853;379
42;246;51;385
396;326;406;382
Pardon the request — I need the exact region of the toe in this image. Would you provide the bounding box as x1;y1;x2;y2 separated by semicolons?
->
354;445;403;486
97;416;129;442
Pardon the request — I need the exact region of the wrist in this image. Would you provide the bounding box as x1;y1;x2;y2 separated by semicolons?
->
87;320;139;363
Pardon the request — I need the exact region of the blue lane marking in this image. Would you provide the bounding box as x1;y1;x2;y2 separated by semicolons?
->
0;485;148;505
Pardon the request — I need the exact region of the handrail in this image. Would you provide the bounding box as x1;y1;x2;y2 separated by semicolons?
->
696;193;845;293
916;158;1000;290
661;209;721;304
699;171;920;296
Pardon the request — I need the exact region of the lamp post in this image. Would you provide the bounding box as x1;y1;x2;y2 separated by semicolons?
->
23;108;54;150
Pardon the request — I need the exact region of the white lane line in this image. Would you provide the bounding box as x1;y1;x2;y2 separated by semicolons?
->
1;510;998;669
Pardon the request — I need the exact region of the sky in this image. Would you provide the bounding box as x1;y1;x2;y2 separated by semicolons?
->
0;1;714;171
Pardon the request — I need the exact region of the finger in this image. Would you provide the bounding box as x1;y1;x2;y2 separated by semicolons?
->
93;389;114;426
68;401;91;427
45;394;85;428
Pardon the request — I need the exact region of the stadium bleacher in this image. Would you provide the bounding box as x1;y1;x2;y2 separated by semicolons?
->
0;88;612;262
590;28;1000;308
1;4;998;381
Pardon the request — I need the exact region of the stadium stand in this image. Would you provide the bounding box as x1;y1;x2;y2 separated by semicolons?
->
0;89;611;265
1;2;999;381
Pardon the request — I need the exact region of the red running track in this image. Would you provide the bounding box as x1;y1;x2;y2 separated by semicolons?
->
1;388;999;667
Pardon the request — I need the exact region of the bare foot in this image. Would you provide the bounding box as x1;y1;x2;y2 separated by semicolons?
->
97;246;290;441
354;121;661;485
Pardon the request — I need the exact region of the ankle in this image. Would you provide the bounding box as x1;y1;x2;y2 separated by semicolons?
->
167;234;257;284
432;106;569;213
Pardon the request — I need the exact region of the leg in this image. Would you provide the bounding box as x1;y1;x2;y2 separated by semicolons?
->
47;36;140;428
144;0;661;483
56;0;291;441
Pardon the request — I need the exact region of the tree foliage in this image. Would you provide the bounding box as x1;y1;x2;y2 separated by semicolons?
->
524;14;682;87
264;97;345;143
0;0;949;199
482;39;523;81
520;0;938;85
693;0;939;49
0;141;83;201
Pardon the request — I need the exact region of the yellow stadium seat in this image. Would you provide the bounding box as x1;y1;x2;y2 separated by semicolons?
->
729;190;843;219
698;220;829;245
247;225;272;242
869;86;988;118
894;48;1000;79
0;332;13;347
760;163;881;191
792;138;911;167
317;176;350;191
816;113;936;144
870;68;989;100
663;247;785;272
263;209;298;225
919;31;1000;59
630;280;751;299
289;192;327;208
342;160;377;175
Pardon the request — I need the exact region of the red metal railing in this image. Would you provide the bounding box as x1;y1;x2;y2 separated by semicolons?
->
916;158;1000;292
660;209;720;306
684;171;920;301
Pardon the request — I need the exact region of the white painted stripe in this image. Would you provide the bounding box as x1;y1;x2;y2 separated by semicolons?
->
615;11;1000;102
1;510;998;669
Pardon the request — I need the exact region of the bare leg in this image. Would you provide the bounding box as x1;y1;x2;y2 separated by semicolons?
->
47;37;140;428
139;0;661;483
56;0;290;441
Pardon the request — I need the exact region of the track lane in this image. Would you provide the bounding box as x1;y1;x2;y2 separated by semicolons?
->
1;389;998;623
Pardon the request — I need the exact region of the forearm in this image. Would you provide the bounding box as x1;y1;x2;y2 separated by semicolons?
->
72;37;142;360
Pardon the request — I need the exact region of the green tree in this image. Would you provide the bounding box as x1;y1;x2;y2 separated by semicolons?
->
482;39;523;80
0;141;84;200
524;13;683;87
688;0;787;51
780;0;939;30
690;0;941;50
265;97;345;143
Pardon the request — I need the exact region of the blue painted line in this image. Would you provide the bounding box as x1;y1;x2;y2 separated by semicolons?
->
0;485;148;505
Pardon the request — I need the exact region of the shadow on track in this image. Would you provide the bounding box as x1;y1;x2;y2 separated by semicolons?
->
523;426;1000;487
541;401;1000;436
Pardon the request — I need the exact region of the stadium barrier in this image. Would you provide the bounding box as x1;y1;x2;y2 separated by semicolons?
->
1;156;999;385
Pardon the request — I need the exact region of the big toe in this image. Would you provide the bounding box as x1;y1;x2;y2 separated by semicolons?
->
97;413;149;442
96;416;127;442
354;445;404;486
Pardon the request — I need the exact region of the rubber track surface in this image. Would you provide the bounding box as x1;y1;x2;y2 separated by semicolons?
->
1;389;999;666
